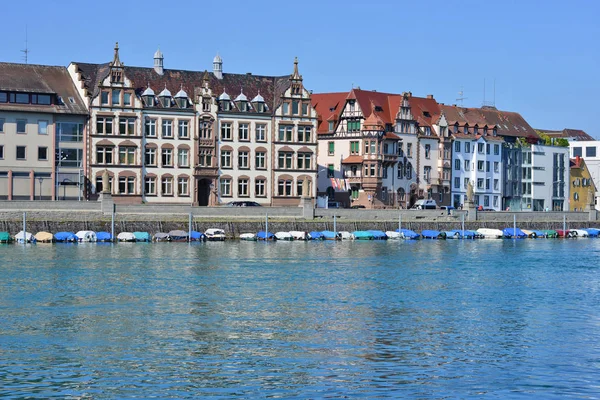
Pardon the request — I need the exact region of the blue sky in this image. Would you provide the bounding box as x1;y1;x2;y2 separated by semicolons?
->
4;0;599;137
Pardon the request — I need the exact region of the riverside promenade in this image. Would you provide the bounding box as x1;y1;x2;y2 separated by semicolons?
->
0;200;598;239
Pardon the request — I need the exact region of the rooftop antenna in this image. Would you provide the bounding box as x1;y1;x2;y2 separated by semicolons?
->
456;86;467;106
21;25;29;64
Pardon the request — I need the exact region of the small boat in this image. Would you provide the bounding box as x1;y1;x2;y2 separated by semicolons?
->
54;231;78;243
521;229;536;238
529;230;547;238
570;229;589;238
385;231;402;240
275;231;293;241
153;232;171;242
353;231;374;240
96;232;113;242
168;230;189;242
76;230;97;242
396;229;420;240
421;230;446;239
321;230;341;240
239;233;257;241
289;231;309;240
0;232;13;243
190;231;206;242
256;231;275;241
556;229;576;238
117;232;136;242
308;231;324;240
35;231;54;243
205;228;226;241
133;232;151;242
460;230;481;239
502;228;528;239
444;230;462;239
584;228;600;237
339;231;355;240
15;231;36;243
476;228;504;239
368;230;388;240
543;229;559;238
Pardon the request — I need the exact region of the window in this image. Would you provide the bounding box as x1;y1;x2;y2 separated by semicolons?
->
328;141;335;155
118;177;135;194
255;179;266;197
477;161;484;171
96;147;113;164
57;122;83;142
97;117;113;134
494;144;500;155
238;123;249;141
256;124;266;142
573;147;582;157
198;150;212;167
161;148;173;167
119;117;135;135
145;119;157;137
178;148;189;167
486;179;490;190
464;160;470;171
494;179;499;190
238;178;249;197
16;119;27;134
16;146;26;160
347;120;361;132
0;118;4;132
238;151;249;169
486;161;490;172
200;121;212;139
586;147;597;157
178;120;189;139
202;98;211;112
161;177;173;196
178;177;189;196
484;196;490;207
282;102;289;115
145;177;156;195
350;141;359;154
0;145;3;159
220;178;231;197
370;141;376;154
34;146;47;161
112;89;121;105
255;152;266;169
118;147;136;165
478;143;484;153
14;93;29;104
464;178;469;189
124;92;131;106
38;120;48;135
292;100;299;115
574;192;579;201
397;163;404;179
425;144;431;159
302;103;309;116
486;144;490;154
493;196;499;207
221;150;231;168
278;152;293;169
278;179;292;196
327;164;334;178
494;162;499;173
477;178;484;189
454;159;460;170
465;142;471;153
382;166;388;179
407;143;412;157
298;126;311;142
145;147;156;166
297;153;311;169
278;125;293;142
101;91;109;105
328;121;334;132
162;120;173;138
454;177;460;188
423;166;431;183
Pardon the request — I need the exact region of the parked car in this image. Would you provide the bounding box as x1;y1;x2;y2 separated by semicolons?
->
226;201;262;207
411;199;437;210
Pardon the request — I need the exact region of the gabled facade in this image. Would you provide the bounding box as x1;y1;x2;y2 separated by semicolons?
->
0;62;88;201
570;156;596;211
69;44;317;205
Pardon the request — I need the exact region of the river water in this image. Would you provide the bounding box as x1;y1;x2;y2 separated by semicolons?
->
1;240;599;398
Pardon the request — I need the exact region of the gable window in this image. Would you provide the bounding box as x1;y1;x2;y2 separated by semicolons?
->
282;102;289;115
302;103;309;116
478;143;484;153
97;117;113;134
328;121;334;131
145;118;156;137
347;120;360;132
465;142;471;153
162;120;173;138
123;92;132;106
101;91;109;105
112;89;121;105
221;122;232;140
239;123;249;141
202;97;211;112
256;124;266;142
292;100;299;115
178;120;189;139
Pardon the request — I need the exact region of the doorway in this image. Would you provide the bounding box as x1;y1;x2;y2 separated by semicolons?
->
197;178;212;206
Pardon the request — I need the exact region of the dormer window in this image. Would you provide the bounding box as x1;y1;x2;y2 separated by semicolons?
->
235;90;248;112
161;97;171;108
158;86;172;108
474;126;478;135
222;101;230;111
238;101;247;112
493;128;497;136
174;86;189;109
144;96;154;107
251;92;266;113
484;127;488;136
176;97;186;108
219;90;231;111
454;123;458;133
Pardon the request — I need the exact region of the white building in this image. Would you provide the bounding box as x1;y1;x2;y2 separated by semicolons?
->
570;140;600;209
522;144;569;211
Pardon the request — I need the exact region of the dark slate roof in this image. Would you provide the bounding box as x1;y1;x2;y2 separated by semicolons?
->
537;128;595;141
72;62;292;113
0;62;88;115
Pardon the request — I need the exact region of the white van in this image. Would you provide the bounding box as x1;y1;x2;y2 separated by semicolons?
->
411;199;437;210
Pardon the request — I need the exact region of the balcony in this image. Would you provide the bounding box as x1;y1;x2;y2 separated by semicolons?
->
362;176;381;190
382;153;398;164
198;139;214;147
345;176;363;185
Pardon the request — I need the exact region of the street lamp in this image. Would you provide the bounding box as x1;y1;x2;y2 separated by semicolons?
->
38;177;43;201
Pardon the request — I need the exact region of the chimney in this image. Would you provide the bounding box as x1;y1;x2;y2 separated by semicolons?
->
452;104;457;107
426;94;433;99
408;92;412;97
577;155;581;164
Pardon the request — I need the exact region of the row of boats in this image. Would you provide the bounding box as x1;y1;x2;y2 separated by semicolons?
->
0;229;226;243
1;227;597;244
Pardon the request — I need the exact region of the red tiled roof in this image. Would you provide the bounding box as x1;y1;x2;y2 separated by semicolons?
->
341;155;363;164
384;132;400;140
311;92;347;134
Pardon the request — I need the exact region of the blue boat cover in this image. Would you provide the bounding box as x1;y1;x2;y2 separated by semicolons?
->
309;231;324;240
584;228;600;237
421;230;443;239
96;231;112;241
396;228;420;239
190;231;206;241
352;231;374;239
256;231;275;240
321;231;338;239
133;231;151;242
54;231;77;241
502;228;527;238
367;230;388;240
